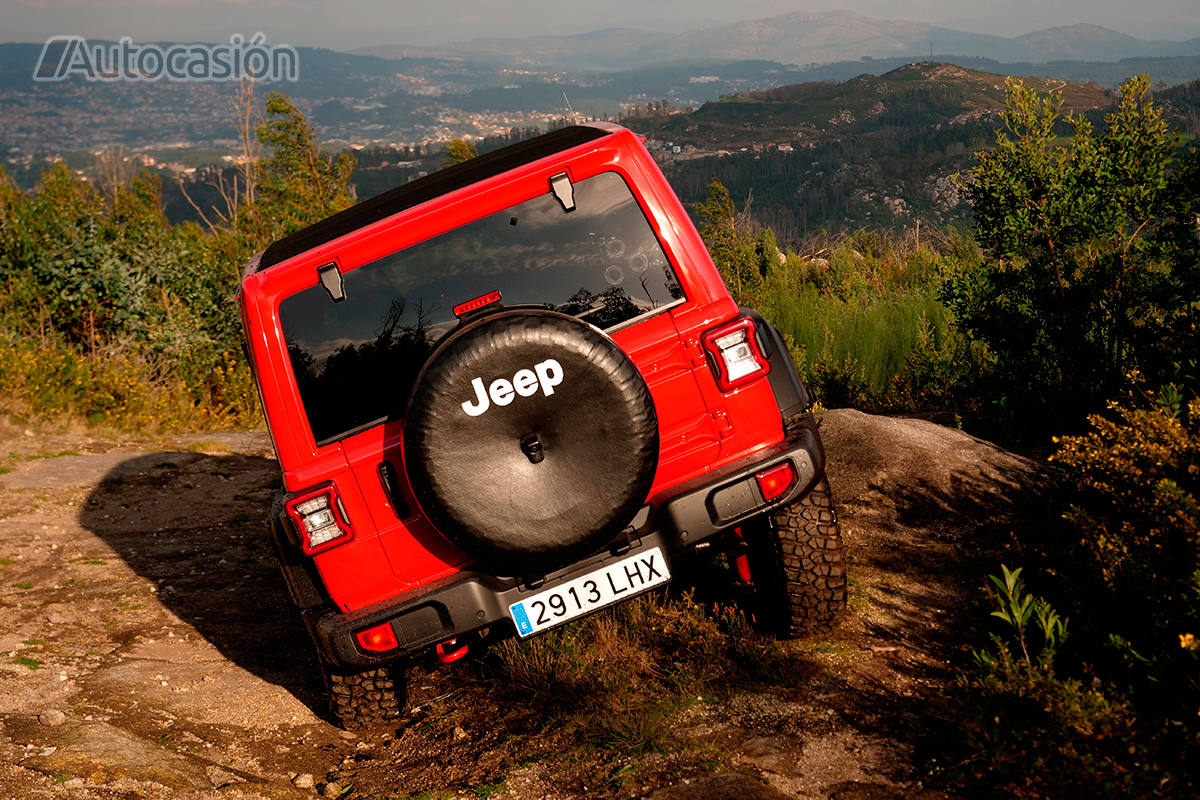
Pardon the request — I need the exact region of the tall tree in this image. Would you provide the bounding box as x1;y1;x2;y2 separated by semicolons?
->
442;139;478;167
948;75;1199;429
254;92;356;240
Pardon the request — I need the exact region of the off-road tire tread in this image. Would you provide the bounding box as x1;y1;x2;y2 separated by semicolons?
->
747;475;848;637
322;664;407;730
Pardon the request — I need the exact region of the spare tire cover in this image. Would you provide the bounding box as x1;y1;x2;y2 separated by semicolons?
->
403;309;658;572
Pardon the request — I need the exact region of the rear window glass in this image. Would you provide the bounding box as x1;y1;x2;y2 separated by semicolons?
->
280;170;684;444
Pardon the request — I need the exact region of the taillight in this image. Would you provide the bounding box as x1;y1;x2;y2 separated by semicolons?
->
284;483;354;555
453;289;502;317
355;622;398;652
701;316;771;391
755;461;797;502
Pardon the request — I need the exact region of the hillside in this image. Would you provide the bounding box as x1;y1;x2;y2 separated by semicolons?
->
624;62;1120;239
642;62;1115;149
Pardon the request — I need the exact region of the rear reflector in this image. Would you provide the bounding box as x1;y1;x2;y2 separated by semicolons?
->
755;461;797;502
284;483;355;555
701;316;770;391
355;622;398;652
453;290;502;317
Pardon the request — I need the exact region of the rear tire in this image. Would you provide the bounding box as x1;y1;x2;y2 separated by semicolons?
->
322;664;408;730
743;476;847;637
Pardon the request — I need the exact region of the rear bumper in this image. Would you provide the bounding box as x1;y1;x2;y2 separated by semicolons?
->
304;414;825;669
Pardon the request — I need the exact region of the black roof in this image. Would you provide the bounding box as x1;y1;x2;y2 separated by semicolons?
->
256;124;611;272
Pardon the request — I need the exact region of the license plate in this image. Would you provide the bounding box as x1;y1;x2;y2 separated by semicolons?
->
508;547;670;637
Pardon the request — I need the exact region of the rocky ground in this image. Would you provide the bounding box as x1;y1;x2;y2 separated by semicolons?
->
0;410;1053;800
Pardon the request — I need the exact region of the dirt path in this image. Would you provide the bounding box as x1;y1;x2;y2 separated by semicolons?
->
0;412;1049;800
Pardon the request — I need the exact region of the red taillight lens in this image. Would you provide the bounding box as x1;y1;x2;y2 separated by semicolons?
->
284;483;354;555
701;317;770;391
355;622;398;652
755;461;797;502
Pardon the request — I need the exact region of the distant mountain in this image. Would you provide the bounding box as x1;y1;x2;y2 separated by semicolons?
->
1007;24;1186;62
358;28;668;71
633;11;1007;67
355;11;1200;70
3;29;1197;159
642;15;1200;66
635;61;1116;149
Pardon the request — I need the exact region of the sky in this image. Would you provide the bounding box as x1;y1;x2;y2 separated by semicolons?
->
4;0;1200;50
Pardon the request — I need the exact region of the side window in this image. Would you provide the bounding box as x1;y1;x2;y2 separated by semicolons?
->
280;171;684;443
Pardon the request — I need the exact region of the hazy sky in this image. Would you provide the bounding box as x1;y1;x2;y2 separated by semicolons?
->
4;0;1200;49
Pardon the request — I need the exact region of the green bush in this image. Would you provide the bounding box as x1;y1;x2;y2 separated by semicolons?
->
942;564;1158;796
950;643;1144;797
947;391;1200;796
0;92;353;430
1050;388;1199;701
0;336;258;430
947;76;1200;433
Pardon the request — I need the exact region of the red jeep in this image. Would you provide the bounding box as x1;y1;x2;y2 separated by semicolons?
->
238;123;846;728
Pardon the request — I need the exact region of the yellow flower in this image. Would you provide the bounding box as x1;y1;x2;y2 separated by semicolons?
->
1181;633;1199;651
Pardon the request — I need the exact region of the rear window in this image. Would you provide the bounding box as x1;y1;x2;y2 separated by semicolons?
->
280;170;684;444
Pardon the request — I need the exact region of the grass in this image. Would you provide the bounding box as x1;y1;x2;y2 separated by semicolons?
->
10;655;42;670
5;450;82;461
581;705;675;755
185;440;229;453
771;289;951;393
21;638;44;645
12;582;31;589
733;228;986;413
472;782;506;799
68;557;107;565
487;590;817;754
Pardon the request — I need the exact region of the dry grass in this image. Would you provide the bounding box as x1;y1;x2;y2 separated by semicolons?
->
487;590;817;753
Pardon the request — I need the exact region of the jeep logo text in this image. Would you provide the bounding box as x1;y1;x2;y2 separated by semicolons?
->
461;358;563;417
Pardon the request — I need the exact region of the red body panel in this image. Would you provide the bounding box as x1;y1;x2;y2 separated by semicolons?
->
240;124;785;612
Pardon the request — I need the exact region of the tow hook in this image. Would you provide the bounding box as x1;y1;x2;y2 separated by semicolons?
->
732;526;753;584
435;638;469;664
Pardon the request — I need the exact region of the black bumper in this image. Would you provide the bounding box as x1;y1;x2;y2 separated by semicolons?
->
305;416;825;669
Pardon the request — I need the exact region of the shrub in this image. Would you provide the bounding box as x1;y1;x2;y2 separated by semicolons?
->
0;91;356;432
945;564;1152;796
0;336;258;430
949;76;1199;434
1050;387;1199;703
947;391;1200;797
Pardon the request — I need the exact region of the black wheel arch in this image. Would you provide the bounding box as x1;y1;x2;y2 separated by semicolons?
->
741;308;811;420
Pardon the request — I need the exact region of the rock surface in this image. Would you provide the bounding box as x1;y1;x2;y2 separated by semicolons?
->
0;413;1053;798
10;716;223;789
